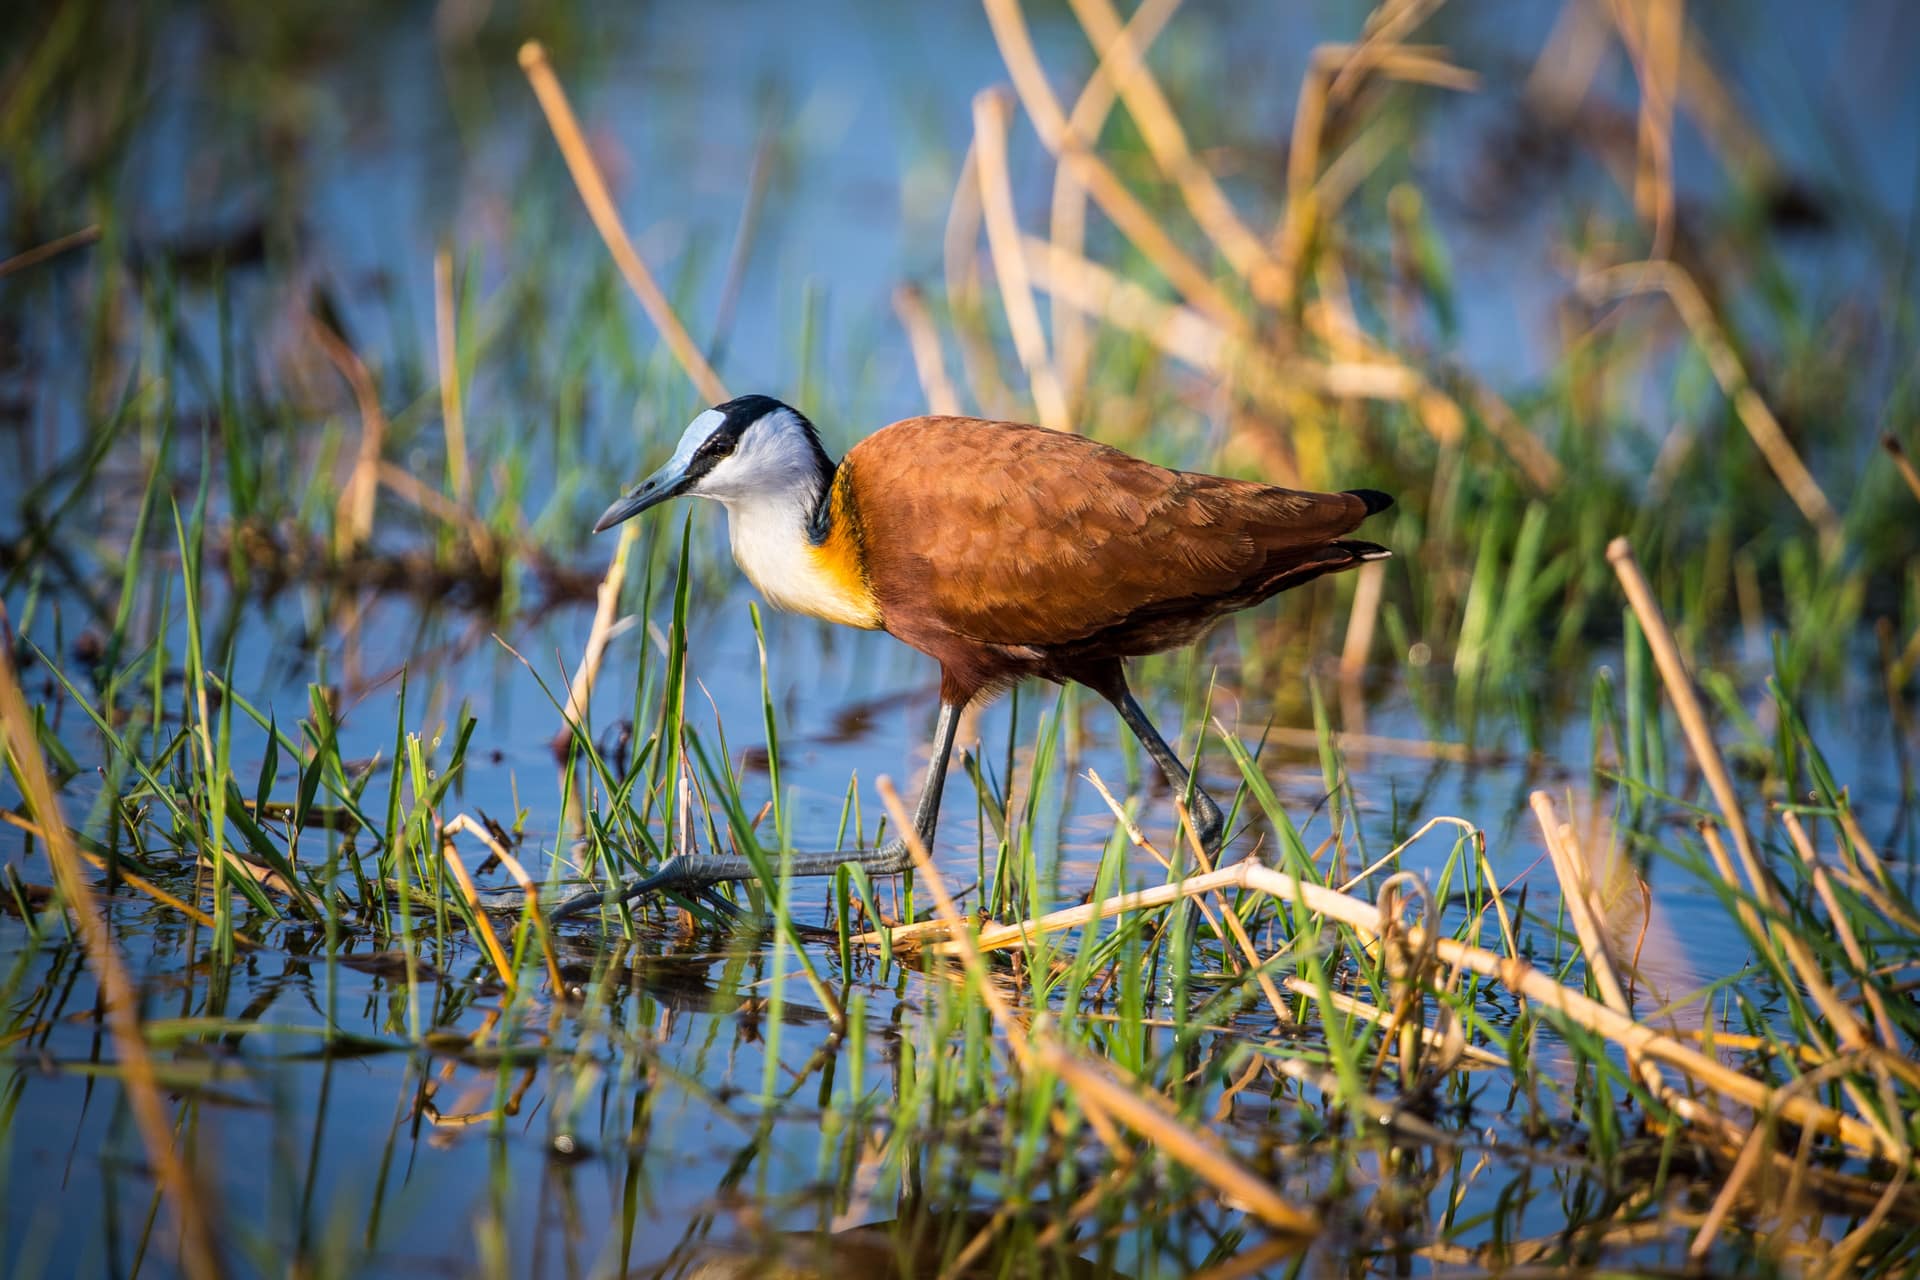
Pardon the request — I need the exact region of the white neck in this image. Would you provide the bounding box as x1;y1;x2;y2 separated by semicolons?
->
714;476;816;602
708;479;875;629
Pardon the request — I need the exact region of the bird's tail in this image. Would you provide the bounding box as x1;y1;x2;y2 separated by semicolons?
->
1266;538;1390;597
1337;538;1391;561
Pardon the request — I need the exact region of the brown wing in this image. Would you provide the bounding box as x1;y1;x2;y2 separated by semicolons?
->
849;417;1378;648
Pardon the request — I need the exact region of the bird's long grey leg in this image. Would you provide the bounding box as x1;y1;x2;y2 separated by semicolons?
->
894;698;963;859
1105;684;1226;860
537;701;963;921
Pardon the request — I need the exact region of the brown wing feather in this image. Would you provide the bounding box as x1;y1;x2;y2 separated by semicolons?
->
849;417;1374;649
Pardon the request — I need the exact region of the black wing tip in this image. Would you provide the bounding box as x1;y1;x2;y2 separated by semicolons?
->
1346;488;1395;516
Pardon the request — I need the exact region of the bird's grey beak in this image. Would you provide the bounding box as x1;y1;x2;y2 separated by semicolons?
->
592;460;691;534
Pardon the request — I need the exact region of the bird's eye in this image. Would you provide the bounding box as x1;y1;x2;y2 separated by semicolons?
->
708;438;735;460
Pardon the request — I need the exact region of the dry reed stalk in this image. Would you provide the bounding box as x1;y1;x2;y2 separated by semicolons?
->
1082;769;1236;950
971;87;1072;433
1330;0;1455;106
1528;0;1772;180
433;247;472;508
374;462;496;562
1608;539;1755;867
1176;801;1292;1026
518;42;726;405
1267;724;1479;763
559;520;639;737
711;131;774;357
1023;235;1237;370
1271;43;1477;307
1184;1239;1313;1280
1276;974;1506;1069
0;649;223;1279
0;809;265;949
1689;1053;1873;1260
1367;870;1445;1082
944;138;984;301
1309;248;1369;360
1834;803;1898;899
890;284;962;415
1265;1052;1457;1142
1048;0;1185;411
0;224;100;279
510;47;730;744
1214;1055;1267;1120
1690;818;1901;1155
1304;297;1465;444
863;857;1903;1161
1532;791;1673;1096
443;814;564;995
1883;435;1920;505
1525;0;1614;119
979;0;1240;327
1339;559;1387;678
1033;1041;1321;1236
944;138;1016;420
1384;907;1897;1161
1418;1219;1682;1269
1306;116;1402;233
313;315;389;557
1049;0;1182;409
1475;832;1523;960
1604;0;1681;257
1029;1166;1135;1252
1057;7;1147;388
1583;264;1840;550
875;777;1029;1072
1696;822;1768;948
1063;0;1276;287
1610;538;1870;1050
1332;814;1471;894
438;832;516;990
1334;814;1517;998
86;853;262;948
1672;25;1774;178
1821;1157;1912;1277
1471;383;1565;492
939;1204;1019;1280
1022;236;1423;415
1531;791;1632;1016
1780;810;1899;1053
1047;177;1090;417
854;863;1219;951
1668;1022;1823;1065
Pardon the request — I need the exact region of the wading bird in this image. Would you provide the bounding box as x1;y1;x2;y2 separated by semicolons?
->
558;394;1390;917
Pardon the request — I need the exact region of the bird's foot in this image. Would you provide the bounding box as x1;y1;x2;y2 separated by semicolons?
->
536;841;919;923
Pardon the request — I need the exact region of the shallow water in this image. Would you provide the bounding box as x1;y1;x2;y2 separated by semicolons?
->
3;614;1906;1274
5;1;1918;1275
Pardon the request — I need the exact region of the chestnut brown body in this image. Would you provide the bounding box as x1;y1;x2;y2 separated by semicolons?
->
835;416;1389;705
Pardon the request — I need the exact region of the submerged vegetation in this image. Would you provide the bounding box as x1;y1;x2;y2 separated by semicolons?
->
3;0;1919;1275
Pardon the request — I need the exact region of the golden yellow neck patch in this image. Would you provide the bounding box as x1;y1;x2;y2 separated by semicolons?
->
724;467;882;631
804;473;881;629
803;534;881;629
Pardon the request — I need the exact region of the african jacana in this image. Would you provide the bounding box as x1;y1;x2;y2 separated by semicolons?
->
569;394;1390;914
